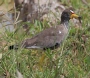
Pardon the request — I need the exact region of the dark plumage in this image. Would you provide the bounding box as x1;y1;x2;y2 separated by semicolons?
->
9;8;81;50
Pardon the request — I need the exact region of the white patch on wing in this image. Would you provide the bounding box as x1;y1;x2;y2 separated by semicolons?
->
59;31;61;34
24;0;28;3
26;46;42;49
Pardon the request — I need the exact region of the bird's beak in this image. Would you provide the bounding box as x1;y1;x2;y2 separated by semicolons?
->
70;13;82;23
70;13;79;19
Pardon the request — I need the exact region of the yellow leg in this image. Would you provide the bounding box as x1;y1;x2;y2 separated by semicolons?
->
38;53;46;71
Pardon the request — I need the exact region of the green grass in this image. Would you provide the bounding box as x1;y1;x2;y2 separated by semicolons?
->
0;0;90;78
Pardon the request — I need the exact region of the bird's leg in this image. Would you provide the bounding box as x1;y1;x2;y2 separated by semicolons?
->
38;52;46;71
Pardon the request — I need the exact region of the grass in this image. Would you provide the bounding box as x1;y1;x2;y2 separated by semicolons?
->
0;0;90;78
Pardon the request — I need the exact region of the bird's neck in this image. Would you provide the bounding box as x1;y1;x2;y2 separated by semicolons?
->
61;20;69;29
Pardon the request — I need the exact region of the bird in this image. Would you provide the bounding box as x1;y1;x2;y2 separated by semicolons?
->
9;8;81;50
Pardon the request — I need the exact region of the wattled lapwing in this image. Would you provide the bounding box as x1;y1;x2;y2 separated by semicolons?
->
9;8;81;50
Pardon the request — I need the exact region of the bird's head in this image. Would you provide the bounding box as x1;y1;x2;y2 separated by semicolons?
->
61;8;81;23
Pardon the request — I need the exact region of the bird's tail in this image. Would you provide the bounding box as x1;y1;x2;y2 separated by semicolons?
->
9;44;19;50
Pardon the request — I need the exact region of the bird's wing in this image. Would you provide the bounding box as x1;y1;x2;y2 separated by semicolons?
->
22;35;62;49
36;35;62;49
